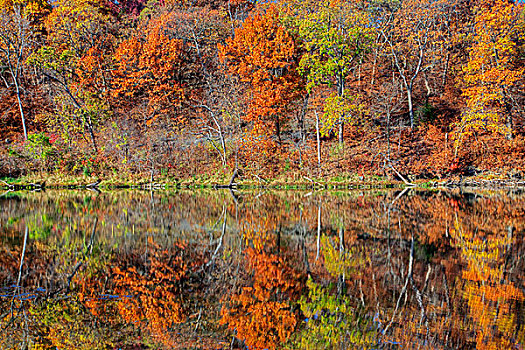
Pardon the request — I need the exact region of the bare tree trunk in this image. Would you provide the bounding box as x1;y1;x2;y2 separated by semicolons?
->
506;114;513;140
315;111;321;172
338;224;345;295
275;118;281;145
16;226;29;289
424;73;431;99
407;86;414;128
228;168;239;188
218;123;227;165
196;104;227;165
371;33;381;86
86;117;98;153
442;53;450;88
387;111;391;162
14;78;27;140
0;6;30;140
316;202;321;261
381;24;428;130
503;96;514;140
338;73;345;146
338;122;344;145
298;94;309;144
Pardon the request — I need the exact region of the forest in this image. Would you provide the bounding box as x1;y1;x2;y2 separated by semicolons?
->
1;0;524;183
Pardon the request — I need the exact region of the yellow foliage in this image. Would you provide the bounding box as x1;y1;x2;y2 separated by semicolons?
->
455;0;523;148
0;0;49;14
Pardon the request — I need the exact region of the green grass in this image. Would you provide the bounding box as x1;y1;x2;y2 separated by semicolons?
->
1;169;441;191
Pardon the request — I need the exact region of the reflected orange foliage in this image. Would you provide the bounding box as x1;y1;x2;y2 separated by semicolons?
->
451;218;524;350
112;240;187;347
221;215;305;350
221;249;303;350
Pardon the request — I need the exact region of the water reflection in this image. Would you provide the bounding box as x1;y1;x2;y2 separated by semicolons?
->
1;189;524;349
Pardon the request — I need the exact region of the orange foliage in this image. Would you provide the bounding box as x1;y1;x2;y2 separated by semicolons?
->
112;13;186;120
112;240;187;347
456;0;524;143
221;248;303;350
220;215;305;350
448;208;525;349
75;47;109;97
219;5;303;141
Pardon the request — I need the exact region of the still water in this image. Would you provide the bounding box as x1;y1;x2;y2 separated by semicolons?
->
0;188;524;349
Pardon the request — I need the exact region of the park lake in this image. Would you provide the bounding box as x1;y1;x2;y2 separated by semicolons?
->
1;188;524;349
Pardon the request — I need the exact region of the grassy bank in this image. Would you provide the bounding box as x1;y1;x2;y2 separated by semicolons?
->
4;170;525;192
1;171;415;191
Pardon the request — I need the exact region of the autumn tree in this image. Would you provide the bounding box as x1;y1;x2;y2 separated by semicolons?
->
112;240;188;347
112;12;192;127
220;216;305;350
286;0;373;145
28;0;116;152
450;211;525;349
219;5;303;144
135;5;234;166
454;0;524;148
378;0;450;129
297;278;378;349
0;3;32;139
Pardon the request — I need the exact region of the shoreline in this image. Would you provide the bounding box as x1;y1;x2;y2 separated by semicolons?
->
3;174;525;192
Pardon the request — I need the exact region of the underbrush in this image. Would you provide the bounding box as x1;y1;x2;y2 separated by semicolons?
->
2;126;525;185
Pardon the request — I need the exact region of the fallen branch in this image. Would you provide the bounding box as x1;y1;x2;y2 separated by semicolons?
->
229;168;239;187
372;152;415;186
0;179;13;188
86;179;101;188
253;174;267;184
216;169;239;188
389;164;415;186
304;176;322;186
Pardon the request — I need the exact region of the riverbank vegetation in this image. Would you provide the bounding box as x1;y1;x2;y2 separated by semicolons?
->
1;0;524;182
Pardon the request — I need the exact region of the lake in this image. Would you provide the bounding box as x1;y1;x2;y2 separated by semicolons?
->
1;188;524;349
